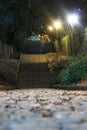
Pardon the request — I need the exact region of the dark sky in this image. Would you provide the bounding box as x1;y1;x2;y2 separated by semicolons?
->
60;0;87;11
42;0;82;14
62;0;78;5
60;0;80;9
42;0;83;22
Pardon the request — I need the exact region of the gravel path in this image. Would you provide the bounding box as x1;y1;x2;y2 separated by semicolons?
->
0;89;87;130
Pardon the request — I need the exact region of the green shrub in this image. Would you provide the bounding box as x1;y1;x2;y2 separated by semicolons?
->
48;56;69;84
57;55;87;85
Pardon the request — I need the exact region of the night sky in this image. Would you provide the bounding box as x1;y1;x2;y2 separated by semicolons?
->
41;0;86;16
41;0;86;25
60;0;87;11
61;0;78;5
60;0;80;9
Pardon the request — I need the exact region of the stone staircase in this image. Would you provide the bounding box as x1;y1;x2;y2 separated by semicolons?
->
17;54;53;88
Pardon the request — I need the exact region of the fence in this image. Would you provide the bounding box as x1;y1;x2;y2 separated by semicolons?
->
0;41;13;58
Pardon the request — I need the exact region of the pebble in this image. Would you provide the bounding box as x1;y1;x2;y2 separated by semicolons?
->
0;89;87;130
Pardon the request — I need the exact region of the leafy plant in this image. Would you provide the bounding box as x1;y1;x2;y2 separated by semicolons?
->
57;55;87;85
48;56;69;84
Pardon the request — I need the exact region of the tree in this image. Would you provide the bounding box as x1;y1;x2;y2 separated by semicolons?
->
1;0;77;54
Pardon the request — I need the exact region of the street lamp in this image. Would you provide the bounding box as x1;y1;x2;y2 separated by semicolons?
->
48;26;53;32
67;13;79;27
66;13;80;55
53;20;62;61
54;20;62;30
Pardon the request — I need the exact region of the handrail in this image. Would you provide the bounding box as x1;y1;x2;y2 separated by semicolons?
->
15;53;22;87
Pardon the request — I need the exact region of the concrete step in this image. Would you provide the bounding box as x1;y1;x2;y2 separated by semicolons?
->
17;54;53;88
21;54;47;63
19;72;50;76
20;63;48;72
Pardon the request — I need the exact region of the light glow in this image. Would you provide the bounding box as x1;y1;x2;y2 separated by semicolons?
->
54;20;62;29
48;26;53;31
67;13;79;26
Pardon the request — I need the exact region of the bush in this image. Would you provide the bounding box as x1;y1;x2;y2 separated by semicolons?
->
57;55;87;85
48;56;69;84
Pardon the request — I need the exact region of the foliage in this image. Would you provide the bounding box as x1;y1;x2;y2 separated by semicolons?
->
48;55;69;84
0;0;46;43
64;25;84;56
57;55;87;85
0;0;29;45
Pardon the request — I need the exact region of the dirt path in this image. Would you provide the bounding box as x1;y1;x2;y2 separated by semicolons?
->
0;89;87;130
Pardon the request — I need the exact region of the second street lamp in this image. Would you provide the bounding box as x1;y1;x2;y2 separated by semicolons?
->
53;20;62;61
54;21;62;30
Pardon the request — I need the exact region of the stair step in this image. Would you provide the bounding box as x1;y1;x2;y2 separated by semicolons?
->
19;73;50;76
17;54;53;88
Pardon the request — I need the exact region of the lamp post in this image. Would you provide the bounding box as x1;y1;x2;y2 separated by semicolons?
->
48;26;53;38
66;13;80;55
67;13;79;27
53;20;62;61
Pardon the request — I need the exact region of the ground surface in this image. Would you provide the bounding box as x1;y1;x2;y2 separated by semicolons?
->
0;89;87;130
0;54;87;130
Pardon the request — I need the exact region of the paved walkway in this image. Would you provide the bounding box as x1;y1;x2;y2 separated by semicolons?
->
0;89;87;130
